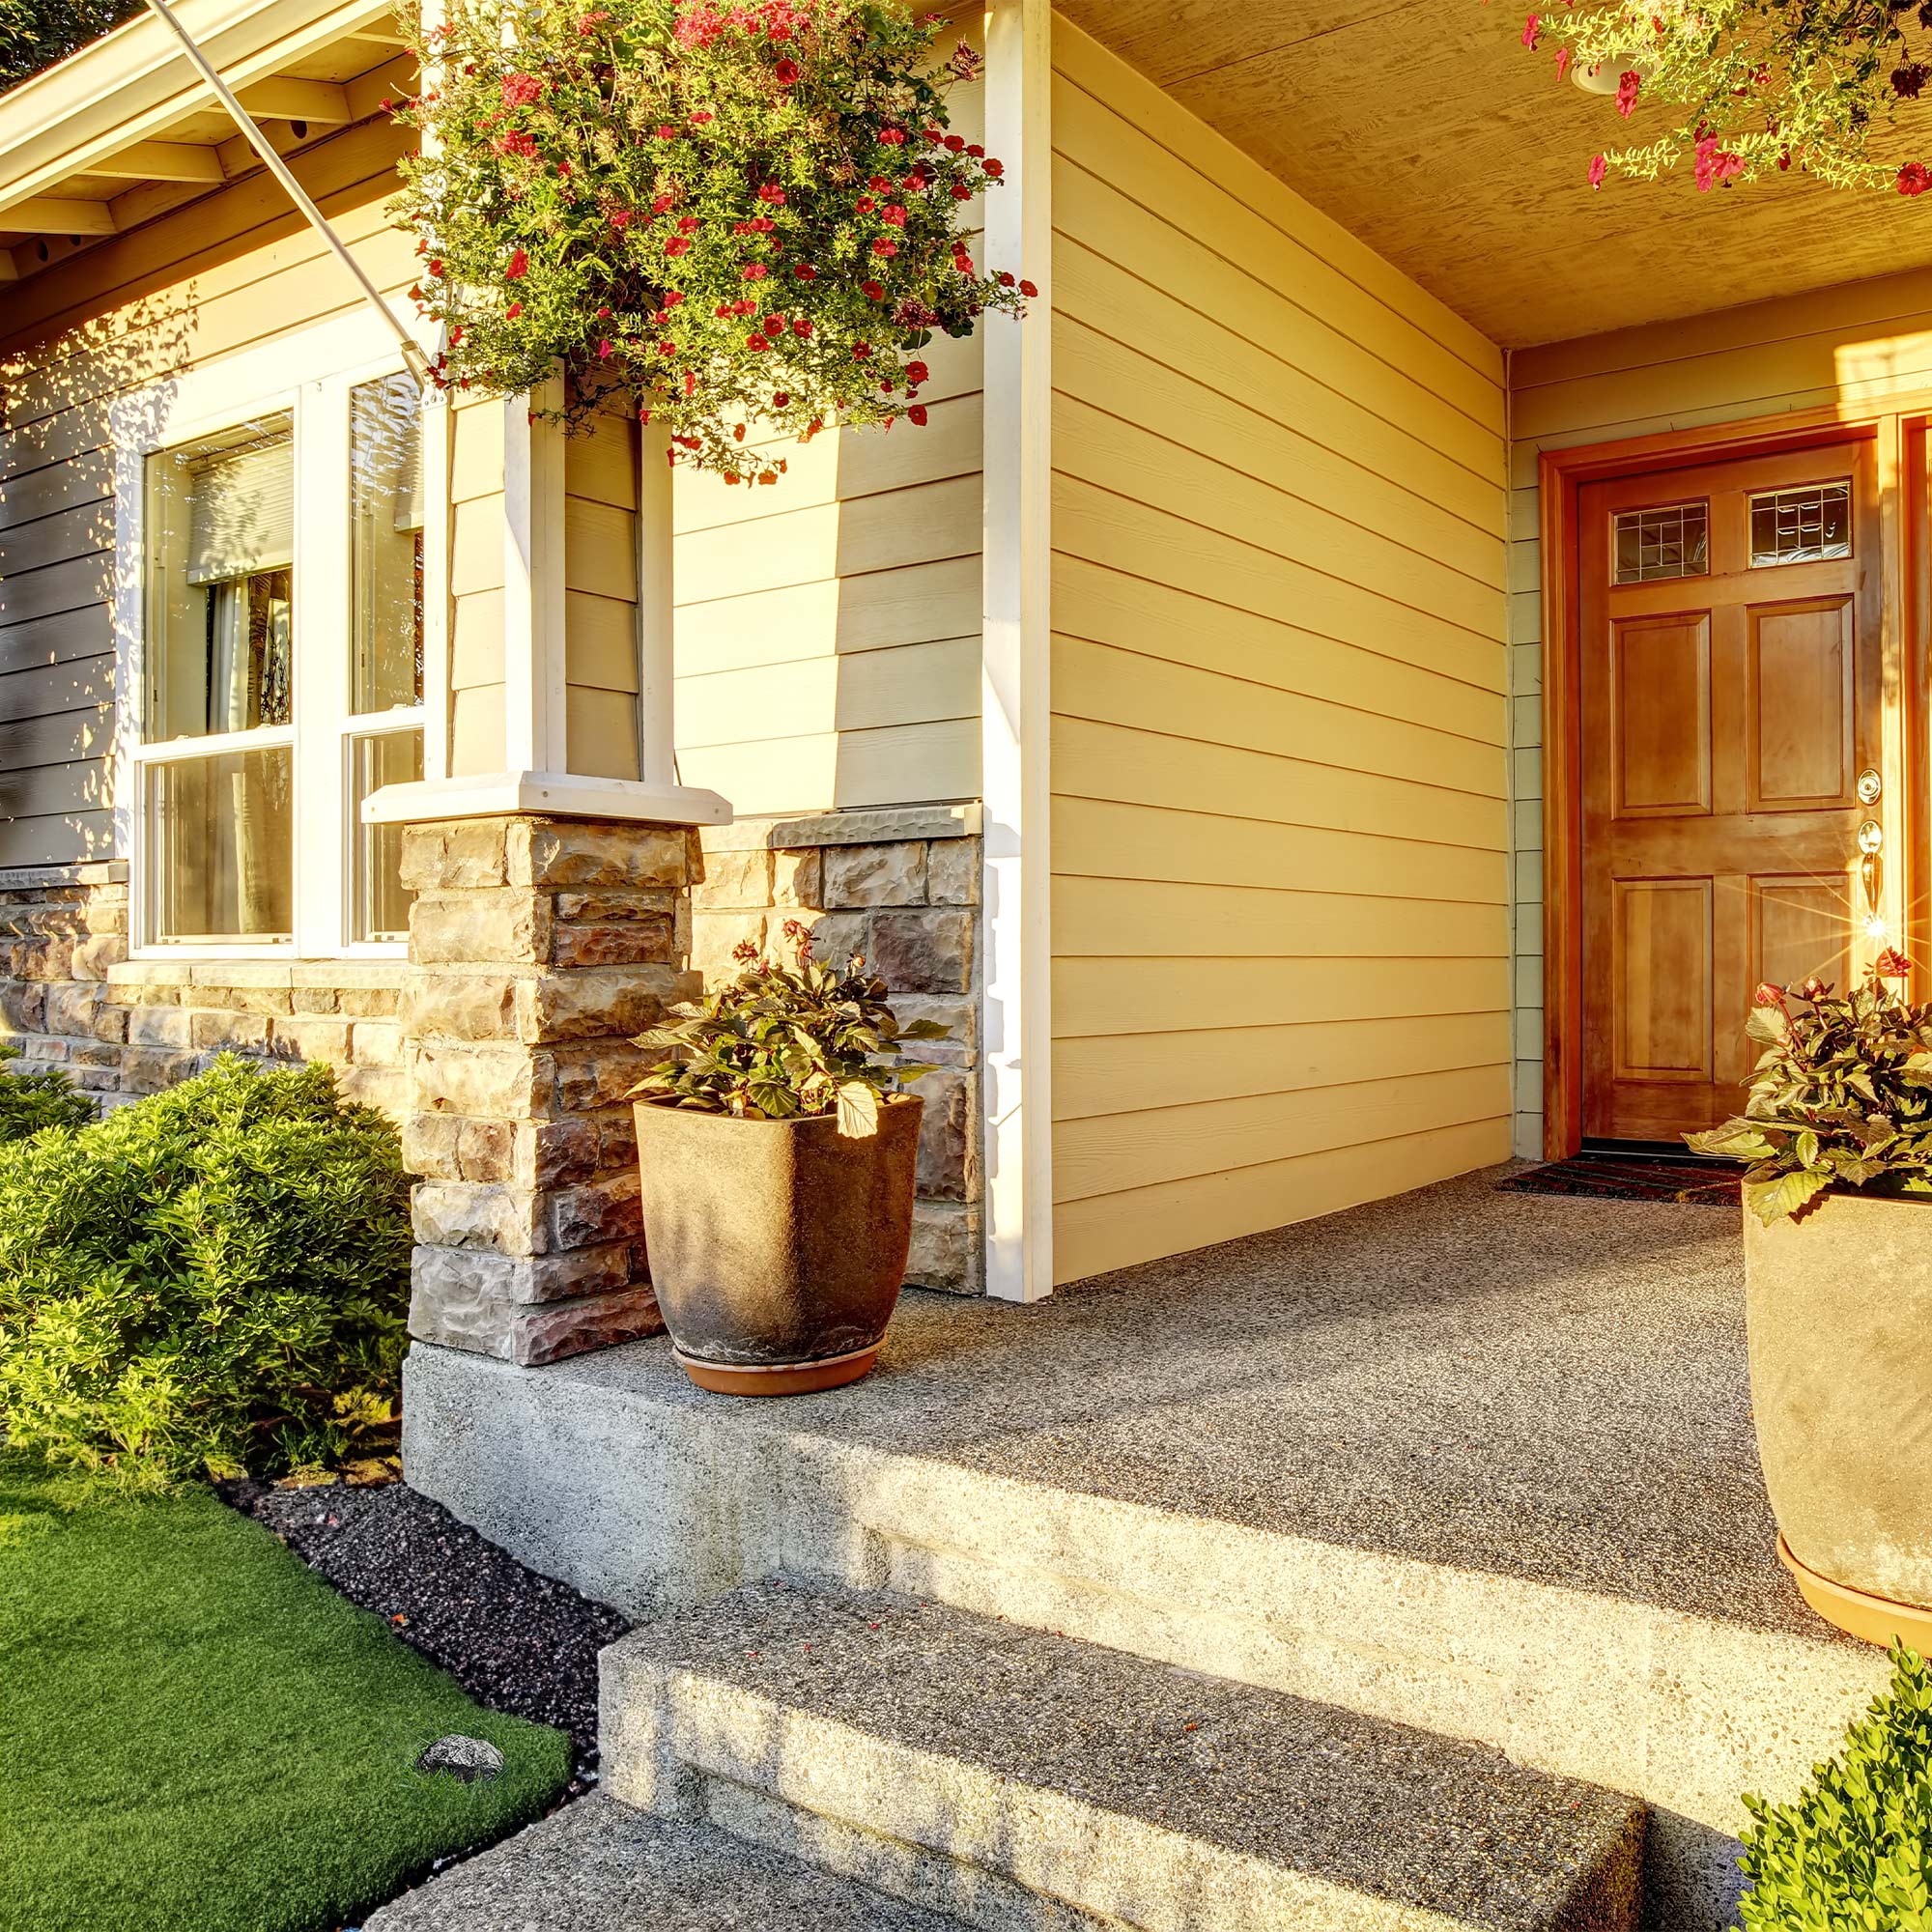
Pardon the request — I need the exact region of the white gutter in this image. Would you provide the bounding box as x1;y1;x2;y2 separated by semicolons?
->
138;0;428;384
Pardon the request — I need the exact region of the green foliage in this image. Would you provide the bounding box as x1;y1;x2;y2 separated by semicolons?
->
0;1044;94;1143
1519;0;1932;196
633;917;947;1135
1741;1643;1932;1928
0;1447;570;1932
1687;958;1932;1226
0;0;139;90
391;0;1032;480
0;1054;412;1486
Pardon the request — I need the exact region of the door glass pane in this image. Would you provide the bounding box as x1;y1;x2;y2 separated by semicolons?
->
144;417;294;739
146;749;294;944
351;374;424;714
350;729;423;943
1748;481;1851;567
1612;501;1708;583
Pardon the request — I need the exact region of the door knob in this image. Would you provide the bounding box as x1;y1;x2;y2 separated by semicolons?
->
1859;818;1884;931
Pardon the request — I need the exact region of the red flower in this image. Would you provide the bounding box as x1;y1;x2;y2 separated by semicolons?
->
967;144;984;158
429;258;445;277
997;270;1015;287
1520;12;1540;49
1588;153;1607;189
758;183;786;204
501;71;544;108
906;359;929;384
1614;69;1641;117
505;247;528;279
775;58;800;85
871;237;898;257
652;192;676;213
791;318;812;337
952;184;972;201
853;343;871;359
596;304;612;318
1692;136;1746;192
1752;982;1788;1008
773;391;791;407
656;125;678;140
747;333;772;351
882;203;907;226
679;214;700;233
982;157;1005;179
1018;279;1038;298
908;404;928;426
880;126;907;145
690;110;715;125
1900;162;1932;196
448;325;464;346
862;279;885;299
664;290;685;307
945;134;965;152
611;210;632;228
856;195;876;213
743;263;769;280
665;236;692;256
1876;948;1914;978
506;301;523;319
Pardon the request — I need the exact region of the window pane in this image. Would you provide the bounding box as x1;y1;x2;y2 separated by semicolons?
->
1612;501;1708;583
1748;481;1851;567
145;417;294;740
351;375;424;714
146;749;293;944
351;729;423;943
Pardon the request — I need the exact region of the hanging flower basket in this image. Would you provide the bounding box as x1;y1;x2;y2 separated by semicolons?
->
390;0;1034;481
1512;0;1932;198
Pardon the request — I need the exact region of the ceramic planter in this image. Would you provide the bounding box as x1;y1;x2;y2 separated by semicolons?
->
1744;1190;1932;1647
633;1094;923;1396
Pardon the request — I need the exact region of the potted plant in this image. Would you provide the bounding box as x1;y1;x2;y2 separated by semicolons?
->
1688;951;1932;1648
629;920;947;1395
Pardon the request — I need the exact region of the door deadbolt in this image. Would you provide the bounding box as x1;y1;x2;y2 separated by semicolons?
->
1858;768;1884;805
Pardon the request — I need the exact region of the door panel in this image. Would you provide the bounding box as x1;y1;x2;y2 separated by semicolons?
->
1612;613;1711;816
1579;440;1883;1142
1747;598;1855;810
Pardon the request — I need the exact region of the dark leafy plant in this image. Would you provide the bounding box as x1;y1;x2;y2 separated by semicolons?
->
0;1042;95;1142
1687;952;1932;1224
632;917;946;1135
0;1054;412;1487
390;0;1033;480
1740;1642;1932;1927
0;0;139;91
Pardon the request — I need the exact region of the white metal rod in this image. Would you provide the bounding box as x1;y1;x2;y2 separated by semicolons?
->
139;0;430;384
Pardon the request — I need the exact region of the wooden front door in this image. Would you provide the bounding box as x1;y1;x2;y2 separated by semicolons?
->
1578;440;1886;1142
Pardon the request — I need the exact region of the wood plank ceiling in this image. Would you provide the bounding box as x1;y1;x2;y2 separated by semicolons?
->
1053;0;1932;348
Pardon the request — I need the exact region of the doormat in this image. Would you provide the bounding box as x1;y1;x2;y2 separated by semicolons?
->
1499;1154;1741;1207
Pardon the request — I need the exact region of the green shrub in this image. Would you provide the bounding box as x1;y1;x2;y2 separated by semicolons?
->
1741;1642;1932;1928
0;1054;412;1486
0;1043;96;1142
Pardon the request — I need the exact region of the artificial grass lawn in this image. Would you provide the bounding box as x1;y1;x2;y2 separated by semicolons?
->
0;1452;571;1932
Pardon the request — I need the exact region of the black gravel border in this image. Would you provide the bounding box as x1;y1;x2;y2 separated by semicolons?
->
221;1477;630;1792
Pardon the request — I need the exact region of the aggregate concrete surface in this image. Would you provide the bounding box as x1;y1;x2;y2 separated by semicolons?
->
546;1165;1803;1632
618;1578;1645;1931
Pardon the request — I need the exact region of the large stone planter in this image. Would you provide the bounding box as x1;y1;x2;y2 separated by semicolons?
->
634;1094;923;1396
1744;1190;1932;1646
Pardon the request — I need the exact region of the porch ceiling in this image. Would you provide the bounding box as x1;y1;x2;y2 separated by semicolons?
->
1056;0;1932;350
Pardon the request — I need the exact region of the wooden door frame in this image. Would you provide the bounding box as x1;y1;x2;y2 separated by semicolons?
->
1539;396;1932;1160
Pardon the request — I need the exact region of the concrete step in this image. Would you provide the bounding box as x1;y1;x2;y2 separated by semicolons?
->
405;1331;1888;1931
601;1578;1647;1932
361;1790;972;1931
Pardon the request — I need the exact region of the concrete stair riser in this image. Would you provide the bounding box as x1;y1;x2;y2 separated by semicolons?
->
405;1346;1888;1932
599;1585;1644;1932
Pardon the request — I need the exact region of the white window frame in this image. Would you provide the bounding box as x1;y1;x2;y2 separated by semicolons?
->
114;315;432;962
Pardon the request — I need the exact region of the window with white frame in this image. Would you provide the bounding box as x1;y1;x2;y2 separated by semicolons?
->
134;365;427;953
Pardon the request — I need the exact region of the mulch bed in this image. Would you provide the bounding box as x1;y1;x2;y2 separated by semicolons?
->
221;1479;630;1794
1498;1153;1742;1207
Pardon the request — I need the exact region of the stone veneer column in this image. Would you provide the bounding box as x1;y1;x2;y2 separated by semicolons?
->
399;813;701;1366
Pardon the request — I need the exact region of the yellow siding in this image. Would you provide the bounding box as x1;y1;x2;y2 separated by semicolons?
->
1046;15;1513;1286
668;12;986;816
0;117;412;865
1505;266;1932;1153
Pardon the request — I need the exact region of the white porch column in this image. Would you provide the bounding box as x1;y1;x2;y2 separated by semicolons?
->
981;0;1053;1303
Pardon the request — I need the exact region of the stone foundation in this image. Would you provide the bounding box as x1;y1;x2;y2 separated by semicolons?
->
693;805;984;1296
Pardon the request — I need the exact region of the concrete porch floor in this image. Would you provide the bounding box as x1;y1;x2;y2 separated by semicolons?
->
407;1160;1889;1928
569;1161;1810;1638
